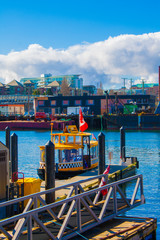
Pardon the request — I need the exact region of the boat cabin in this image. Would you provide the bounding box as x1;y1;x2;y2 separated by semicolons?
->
38;125;98;179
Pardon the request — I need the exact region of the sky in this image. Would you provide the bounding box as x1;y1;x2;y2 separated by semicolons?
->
0;0;160;89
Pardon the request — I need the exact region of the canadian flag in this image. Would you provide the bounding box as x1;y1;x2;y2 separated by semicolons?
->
79;108;88;132
99;165;110;196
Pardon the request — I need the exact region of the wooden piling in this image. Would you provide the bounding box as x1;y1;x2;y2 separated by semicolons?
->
98;132;105;175
120;126;125;159
10;133;18;181
45;140;55;204
5;126;10;151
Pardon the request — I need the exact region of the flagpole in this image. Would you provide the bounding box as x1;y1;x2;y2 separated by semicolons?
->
79;106;81;132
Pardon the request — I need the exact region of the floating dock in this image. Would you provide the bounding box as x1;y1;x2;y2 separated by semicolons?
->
70;216;157;240
0;173;157;240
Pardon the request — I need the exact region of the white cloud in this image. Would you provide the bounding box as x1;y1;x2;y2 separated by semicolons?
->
0;32;160;89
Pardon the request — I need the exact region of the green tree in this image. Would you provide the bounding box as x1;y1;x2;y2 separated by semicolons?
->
46;88;53;95
32;89;40;96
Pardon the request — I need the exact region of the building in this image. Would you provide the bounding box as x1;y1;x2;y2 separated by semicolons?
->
34;94;156;115
0;83;6;95
132;83;158;97
45;81;60;95
6;80;24;95
20;74;83;90
83;85;97;95
0;104;25;116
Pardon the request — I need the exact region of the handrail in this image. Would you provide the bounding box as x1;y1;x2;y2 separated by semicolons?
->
0;174;145;240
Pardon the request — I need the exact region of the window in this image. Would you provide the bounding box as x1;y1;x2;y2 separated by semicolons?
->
51;100;56;106
143;98;148;103
63;100;69;105
38;101;44;106
87;99;94;105
0;151;6;162
137;99;141;104
75;100;81;105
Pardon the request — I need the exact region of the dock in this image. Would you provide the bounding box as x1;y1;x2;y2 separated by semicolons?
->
19;217;156;240
40;164;138;199
70;216;157;240
0;173;157;240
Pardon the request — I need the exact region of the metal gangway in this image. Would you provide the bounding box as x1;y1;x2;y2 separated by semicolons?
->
0;174;145;240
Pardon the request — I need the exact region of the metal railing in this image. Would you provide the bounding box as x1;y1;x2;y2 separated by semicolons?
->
0;174;145;240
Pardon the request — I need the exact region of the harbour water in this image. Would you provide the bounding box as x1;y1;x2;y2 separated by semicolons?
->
0;129;159;237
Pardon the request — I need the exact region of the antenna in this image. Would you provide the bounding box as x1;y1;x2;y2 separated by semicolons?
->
121;78;127;94
141;78;145;94
130;78;133;95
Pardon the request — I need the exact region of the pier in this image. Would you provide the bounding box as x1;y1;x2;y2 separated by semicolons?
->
0;174;146;239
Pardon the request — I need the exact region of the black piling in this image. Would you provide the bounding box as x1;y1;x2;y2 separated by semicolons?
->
98;132;105;175
120;126;125;160
5;126;10;151
10;133;18;181
45;140;55;204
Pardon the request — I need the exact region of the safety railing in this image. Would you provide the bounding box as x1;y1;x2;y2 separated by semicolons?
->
0;174;145;240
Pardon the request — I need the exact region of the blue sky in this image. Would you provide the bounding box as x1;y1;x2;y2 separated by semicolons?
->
0;0;160;54
0;0;160;88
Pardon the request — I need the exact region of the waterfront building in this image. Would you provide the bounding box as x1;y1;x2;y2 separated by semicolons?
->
132;83;158;97
0;95;34;114
45;80;60;95
23;80;35;95
34;94;156;115
20;74;83;90
0;104;25;116
0;82;6;95
6;80;24;95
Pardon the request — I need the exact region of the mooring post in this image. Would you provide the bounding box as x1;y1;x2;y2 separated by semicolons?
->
10;133;18;181
45;140;55;204
5;126;10;151
98;132;105;175
120;126;126;160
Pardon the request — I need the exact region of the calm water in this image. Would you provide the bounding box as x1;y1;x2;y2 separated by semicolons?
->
0;129;160;237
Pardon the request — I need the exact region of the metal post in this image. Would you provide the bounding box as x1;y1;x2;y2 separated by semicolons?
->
5;126;10;151
142;78;145;94
98;132;105;175
121;78;127;95
130;78;133;95
120;126;125;160
10;133;18;181
45;140;55;204
105;90;109;114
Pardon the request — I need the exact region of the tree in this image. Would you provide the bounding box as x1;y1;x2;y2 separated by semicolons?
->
46;88;53;95
97;88;104;95
32;89;40;96
60;78;70;96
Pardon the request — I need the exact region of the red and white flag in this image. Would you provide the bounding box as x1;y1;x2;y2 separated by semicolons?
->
99;165;110;196
79;108;88;132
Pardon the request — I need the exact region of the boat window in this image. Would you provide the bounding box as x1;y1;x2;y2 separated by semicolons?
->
68;136;74;143
76;136;81;143
61;149;82;162
91;146;97;158
61;136;65;143
54;135;59;143
83;136;89;145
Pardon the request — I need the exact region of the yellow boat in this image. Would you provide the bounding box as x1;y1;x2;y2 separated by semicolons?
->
37;124;98;179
